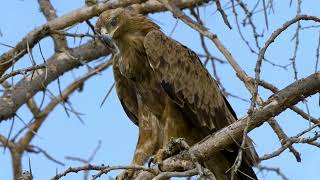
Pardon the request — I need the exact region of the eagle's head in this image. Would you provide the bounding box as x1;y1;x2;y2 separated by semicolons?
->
96;8;159;52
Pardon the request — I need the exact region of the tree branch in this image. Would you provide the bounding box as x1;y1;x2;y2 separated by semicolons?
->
38;0;68;51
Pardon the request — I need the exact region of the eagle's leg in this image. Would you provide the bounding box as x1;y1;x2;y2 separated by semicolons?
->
151;98;206;167
150;99;187;165
117;109;161;180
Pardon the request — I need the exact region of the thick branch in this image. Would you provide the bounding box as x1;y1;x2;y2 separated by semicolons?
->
257;79;320;124
191;73;320;161
0;134;16;149
0;135;23;180
10;149;23;180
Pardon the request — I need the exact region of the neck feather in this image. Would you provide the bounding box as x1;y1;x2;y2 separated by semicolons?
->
114;15;160;79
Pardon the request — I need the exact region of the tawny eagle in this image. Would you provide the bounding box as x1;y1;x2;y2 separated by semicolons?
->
96;8;258;180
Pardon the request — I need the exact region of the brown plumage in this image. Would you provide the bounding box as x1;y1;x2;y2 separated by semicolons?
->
96;8;259;180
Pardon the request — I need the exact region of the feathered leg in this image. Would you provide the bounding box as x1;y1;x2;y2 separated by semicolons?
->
117;106;161;180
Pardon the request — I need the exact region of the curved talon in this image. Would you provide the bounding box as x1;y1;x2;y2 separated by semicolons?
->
148;155;165;172
157;163;164;172
148;156;154;168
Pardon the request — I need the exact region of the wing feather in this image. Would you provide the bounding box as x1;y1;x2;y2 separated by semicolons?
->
144;30;233;130
113;57;139;126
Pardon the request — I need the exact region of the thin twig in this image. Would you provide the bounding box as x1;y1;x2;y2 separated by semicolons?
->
0;65;46;83
27;145;65;166
257;165;289;180
152;168;198;180
315;31;320;72
51;30;96;39
100;82;115;107
92;165;156;180
215;0;232;29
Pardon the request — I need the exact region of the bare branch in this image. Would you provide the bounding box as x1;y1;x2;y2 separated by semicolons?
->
215;0;232;29
51;30;96;39
92;165;157;180
52;164;156;180
257;165;289;180
256;15;320;84
315;31;320;72
52;164;109;180
256;79;320;124
0;65;46;84
236;0;262;51
27;145;65;166
260;123;320;160
262;0;269;30
38;0;68;51
267;118;301;162
0;134;16;149
152;168;198;180
290;0;302;81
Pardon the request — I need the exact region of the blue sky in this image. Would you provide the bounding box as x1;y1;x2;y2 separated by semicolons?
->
0;0;320;180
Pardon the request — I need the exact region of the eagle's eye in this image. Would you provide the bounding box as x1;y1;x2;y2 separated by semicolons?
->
109;17;118;27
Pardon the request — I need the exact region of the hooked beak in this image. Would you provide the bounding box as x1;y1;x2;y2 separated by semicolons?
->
98;29;119;54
